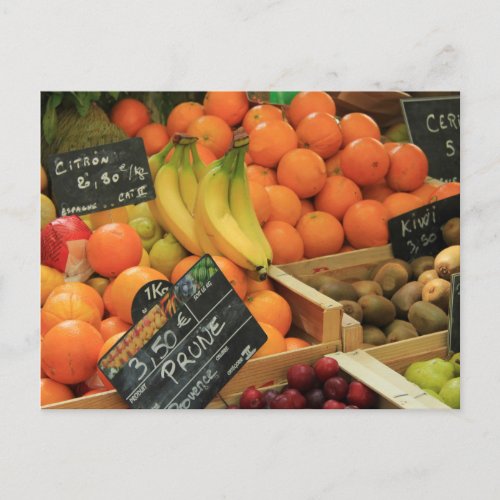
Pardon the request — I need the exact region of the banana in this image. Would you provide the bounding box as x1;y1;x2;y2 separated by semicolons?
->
153;145;203;256
230;143;273;266
197;149;268;279
178;144;198;216
148;140;174;180
190;142;221;181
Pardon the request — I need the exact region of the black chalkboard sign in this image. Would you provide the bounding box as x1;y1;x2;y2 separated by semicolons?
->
401;96;460;182
98;255;268;409
46;138;155;216
388;194;460;261
131;279;171;324
448;273;460;354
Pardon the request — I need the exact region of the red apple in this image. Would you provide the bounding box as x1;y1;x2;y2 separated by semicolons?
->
282;388;307;409
239;386;265;409
313;357;340;382
287;364;316;393
323;376;348;401
347;381;378;409
323;400;346;409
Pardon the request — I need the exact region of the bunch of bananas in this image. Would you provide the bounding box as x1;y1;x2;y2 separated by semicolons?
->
150;132;272;280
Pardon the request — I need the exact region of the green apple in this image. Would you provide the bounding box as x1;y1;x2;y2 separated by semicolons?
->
404;358;455;393
385;122;409;142
450;353;460;376
439;377;460;409
423;388;444;402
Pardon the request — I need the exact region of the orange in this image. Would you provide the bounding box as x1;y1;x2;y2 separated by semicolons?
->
83;388;108;396
40;378;74;406
343;200;389;249
299;199;315;218
41;292;101;336
88;207;129;229
100;316;132;341
248;180;271;225
386;143;429;192
136;123;169;156
411;182;438;203
246;274;274;294
296;112;342;159
315;176;362;221
253;322;287;358
339;244;355;253
245;290;292;336
166;101;204;136
49;282;104;319
41;166;48;192
277;148;327;199
41;320;104;385
296;211;344;258
246;164;278;187
111;266;168;324
265;185;302;225
244;152;253;164
325;150;343;176
170;256;201;283
212;256;248;300
383;192;424;218
243;104;283;133
187;115;233;158
383;142;401;154
110;98;150;137
361;182;395;203
249;120;298;168
287;92;336;128
87;223;143;278
103;279;117;316
203;91;249;126
341;137;390;186
340;112;381;146
41;265;65;306
285;337;312;351
263;221;304;264
429;182;460;203
166;142;217;166
97;332;126;389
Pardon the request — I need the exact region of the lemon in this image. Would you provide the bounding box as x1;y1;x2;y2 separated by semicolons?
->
129;216;162;251
149;233;188;278
41;166;48;192
41;265;65;306
41;194;56;229
86;276;109;296
126;201;154;221
80;214;94;231
139;247;151;267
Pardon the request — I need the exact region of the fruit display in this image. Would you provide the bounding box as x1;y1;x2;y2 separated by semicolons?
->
39;91;460;409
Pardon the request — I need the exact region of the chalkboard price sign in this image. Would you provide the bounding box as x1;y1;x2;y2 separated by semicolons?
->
388;194;460;261
98;255;268;409
46;138;155;216
131;279;171;324
448;273;460;354
401;96;460;182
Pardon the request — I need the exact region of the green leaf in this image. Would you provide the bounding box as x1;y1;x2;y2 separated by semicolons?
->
108;91;120;100
42;93;63;144
71;92;101;116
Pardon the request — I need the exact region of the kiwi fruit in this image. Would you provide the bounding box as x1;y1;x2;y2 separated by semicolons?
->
422;278;451;312
418;269;439;285
351;280;383;297
373;262;409;298
370;259;413;281
384;319;418;337
408;301;449;335
363;325;387;346
410;256;434;278
386;327;418;343
434;245;460;281
358;295;396;327
442;217;460;246
319;280;359;302
305;273;334;291
391;281;424;319
340;300;363;323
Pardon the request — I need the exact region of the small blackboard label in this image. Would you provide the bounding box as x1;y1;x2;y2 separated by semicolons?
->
448;273;460;354
131;279;171;324
401;96;460;182
46;138;155;216
98;255;268;409
388;194;460;261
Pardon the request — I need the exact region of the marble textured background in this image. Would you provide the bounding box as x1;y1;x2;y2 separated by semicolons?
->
0;0;499;498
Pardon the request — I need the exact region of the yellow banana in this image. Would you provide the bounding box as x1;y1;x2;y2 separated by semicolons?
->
153;145;203;256
197;149;268;279
178;144;198;216
148;140;174;180
230;143;273;265
190;142;221;181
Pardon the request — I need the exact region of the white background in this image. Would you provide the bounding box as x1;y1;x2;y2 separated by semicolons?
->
1;0;499;498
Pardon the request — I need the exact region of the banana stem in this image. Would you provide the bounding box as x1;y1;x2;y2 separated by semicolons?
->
220;149;237;175
154;139;174;163
174;133;198;146
190;141;202;164
168;144;185;167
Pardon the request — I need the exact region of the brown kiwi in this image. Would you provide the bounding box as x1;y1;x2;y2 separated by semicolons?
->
391;281;424;319
305;273;334;291
351;280;383;297
408;301;449;335
340;300;363;323
386;327;418;343
410;256;435;278
434;245;460;281
384;319;418;337
370;259;412;281
358;295;396;327
319;280;359;302
418;269;439;285
373;262;409;298
422;278;451;312
363;325;387;346
442;217;460;246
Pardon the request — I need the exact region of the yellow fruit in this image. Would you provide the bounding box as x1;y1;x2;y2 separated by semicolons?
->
80;214;94;231
86;277;109;297
139;248;151;267
126;202;155;221
149;233;188;279
41;194;56;230
41;166;48;192
41;265;65;306
88;207;128;229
